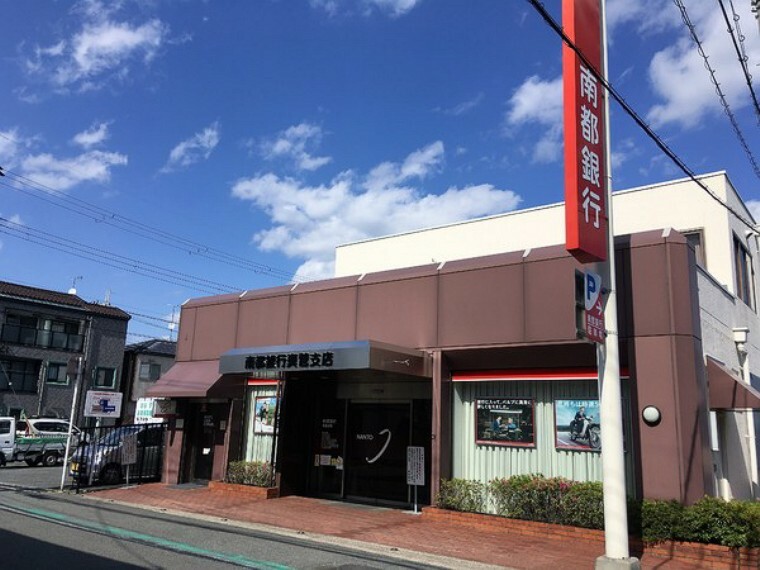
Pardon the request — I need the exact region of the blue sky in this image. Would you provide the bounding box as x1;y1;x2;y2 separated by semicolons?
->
1;0;759;342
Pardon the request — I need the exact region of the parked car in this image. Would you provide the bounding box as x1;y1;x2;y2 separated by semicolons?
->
70;424;164;485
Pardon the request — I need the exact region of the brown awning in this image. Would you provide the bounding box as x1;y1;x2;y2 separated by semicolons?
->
707;356;760;410
147;360;242;398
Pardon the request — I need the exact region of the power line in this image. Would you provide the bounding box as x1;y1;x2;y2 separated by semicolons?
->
718;0;760;123
671;0;760;179
523;0;758;232
0;216;242;295
0;166;310;283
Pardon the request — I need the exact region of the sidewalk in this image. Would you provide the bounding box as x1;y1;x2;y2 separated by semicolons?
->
86;483;701;569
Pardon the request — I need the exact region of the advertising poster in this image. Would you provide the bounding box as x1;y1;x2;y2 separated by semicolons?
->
555;399;601;451
476;399;535;447
254;396;277;434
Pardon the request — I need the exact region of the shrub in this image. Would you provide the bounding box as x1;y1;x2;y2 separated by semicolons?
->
560;481;604;529
641;500;683;544
674;497;759;548
436;478;486;513
225;461;273;487
489;475;585;526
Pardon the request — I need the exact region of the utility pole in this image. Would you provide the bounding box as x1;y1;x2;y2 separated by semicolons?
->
594;1;638;568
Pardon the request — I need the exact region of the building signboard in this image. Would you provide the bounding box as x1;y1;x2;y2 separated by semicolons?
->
84;390;123;418
475;398;535;447
563;0;608;263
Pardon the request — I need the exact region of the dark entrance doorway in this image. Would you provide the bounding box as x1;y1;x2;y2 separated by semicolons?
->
277;375;432;507
344;402;410;505
184;403;228;482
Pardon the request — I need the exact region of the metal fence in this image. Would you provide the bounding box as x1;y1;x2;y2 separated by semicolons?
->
71;423;166;491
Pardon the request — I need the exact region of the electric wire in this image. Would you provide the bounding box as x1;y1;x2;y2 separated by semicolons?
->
0;216;240;295
523;0;759;231
720;0;760;123
671;0;760;179
0;166;307;283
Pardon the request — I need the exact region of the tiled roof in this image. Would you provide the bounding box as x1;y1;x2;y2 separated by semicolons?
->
125;339;177;356
0;280;131;320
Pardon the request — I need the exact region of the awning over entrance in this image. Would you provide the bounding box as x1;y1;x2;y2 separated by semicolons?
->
707;356;760;410
220;340;431;378
147;360;239;398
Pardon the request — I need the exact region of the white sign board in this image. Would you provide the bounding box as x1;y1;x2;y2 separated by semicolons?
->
84;390;123;418
406;446;425;486
122;433;137;465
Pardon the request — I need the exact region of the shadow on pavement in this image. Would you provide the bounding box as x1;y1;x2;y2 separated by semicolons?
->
0;528;144;569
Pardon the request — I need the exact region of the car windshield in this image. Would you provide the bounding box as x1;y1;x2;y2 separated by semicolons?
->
96;426;141;446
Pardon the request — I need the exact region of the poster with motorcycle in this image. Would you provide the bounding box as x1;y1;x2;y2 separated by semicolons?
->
554;399;601;451
475;399;535;447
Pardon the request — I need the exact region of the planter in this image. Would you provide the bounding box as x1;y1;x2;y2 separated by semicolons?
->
422;508;760;569
422;507;604;543
208;480;280;500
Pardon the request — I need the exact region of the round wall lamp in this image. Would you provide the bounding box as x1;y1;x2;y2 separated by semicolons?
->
642;405;662;427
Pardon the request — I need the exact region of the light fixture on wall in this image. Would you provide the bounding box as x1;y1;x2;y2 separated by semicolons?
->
642;405;661;427
733;327;749;356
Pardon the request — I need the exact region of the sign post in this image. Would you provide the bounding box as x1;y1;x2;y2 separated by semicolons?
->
563;1;637;567
406;446;425;514
122;432;137;486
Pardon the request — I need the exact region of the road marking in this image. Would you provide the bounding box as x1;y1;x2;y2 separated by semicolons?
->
1;501;291;569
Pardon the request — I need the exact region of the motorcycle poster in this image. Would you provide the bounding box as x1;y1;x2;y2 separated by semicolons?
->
554;399;601;451
475;399;535;447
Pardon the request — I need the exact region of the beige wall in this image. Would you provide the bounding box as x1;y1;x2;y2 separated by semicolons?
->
335;172;755;302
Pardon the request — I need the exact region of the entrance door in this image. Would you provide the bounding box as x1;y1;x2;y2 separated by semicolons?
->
344;402;410;505
194;411;215;480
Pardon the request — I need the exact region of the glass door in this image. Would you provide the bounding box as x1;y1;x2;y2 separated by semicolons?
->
344;402;411;505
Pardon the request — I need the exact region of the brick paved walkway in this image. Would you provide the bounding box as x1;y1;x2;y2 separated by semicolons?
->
87;484;702;569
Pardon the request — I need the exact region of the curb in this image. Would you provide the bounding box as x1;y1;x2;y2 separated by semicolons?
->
81;493;511;570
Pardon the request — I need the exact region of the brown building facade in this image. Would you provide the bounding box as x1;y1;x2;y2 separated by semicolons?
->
150;229;747;506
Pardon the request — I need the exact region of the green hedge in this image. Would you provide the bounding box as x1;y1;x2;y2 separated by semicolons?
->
225;461;273;487
437;476;760;548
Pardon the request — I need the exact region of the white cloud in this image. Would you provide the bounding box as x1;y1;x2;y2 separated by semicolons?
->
72;122;110;149
439;93;484;116
504;76;563;163
22;1;168;92
231;142;521;280
0;129;23;165
310;0;422;17
645;2;760;128
364;141;444;192
20;150;127;191
161;123;220;173
606;0;680;36
261;123;332;172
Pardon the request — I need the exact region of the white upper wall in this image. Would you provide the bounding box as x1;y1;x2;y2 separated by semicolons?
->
335;172;756;298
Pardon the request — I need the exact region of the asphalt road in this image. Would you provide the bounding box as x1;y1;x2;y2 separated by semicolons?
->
0;460;73;490
0;484;448;570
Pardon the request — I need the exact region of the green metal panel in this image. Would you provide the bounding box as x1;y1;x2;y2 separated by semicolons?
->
452;379;636;506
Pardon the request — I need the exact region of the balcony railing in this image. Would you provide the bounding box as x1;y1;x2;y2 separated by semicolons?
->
0;324;84;352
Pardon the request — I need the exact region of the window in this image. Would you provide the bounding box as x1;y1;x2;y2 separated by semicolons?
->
93;367;116;389
46;362;69;385
0;420;10;435
1;313;83;351
683;230;705;268
734;235;755;308
0;358;40;393
139;362;162;381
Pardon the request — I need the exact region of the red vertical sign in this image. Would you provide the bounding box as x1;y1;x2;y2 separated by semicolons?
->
563;0;608;263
